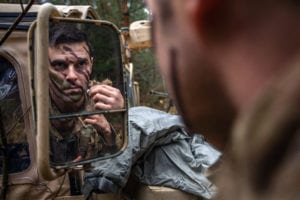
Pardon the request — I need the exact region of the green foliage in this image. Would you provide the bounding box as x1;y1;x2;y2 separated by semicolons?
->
128;0;148;22
91;1;123;27
131;49;167;110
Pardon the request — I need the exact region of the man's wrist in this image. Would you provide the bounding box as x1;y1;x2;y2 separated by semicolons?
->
103;125;116;146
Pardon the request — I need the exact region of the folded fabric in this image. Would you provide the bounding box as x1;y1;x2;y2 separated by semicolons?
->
82;106;221;199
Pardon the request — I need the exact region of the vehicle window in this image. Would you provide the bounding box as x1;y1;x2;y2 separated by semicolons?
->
0;55;30;174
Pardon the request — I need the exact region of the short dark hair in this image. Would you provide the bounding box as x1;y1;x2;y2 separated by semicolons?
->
49;22;93;57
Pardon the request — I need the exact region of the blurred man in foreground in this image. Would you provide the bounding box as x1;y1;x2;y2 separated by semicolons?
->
145;0;300;199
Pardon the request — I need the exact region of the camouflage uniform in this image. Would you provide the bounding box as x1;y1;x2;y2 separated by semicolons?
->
49;94;117;163
217;60;300;200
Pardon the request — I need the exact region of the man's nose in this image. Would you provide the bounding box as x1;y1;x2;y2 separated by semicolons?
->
65;65;78;81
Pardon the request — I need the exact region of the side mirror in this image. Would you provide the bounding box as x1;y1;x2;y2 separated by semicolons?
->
31;4;128;180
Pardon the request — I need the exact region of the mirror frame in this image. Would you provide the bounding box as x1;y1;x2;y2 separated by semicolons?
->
32;3;128;181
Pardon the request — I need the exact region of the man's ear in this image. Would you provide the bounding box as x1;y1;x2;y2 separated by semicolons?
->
185;0;227;38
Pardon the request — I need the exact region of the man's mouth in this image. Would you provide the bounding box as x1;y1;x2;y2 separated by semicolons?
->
63;86;84;102
64;87;82;95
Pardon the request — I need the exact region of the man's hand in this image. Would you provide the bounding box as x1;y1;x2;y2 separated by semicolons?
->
83;114;114;145
84;83;123;147
89;84;124;110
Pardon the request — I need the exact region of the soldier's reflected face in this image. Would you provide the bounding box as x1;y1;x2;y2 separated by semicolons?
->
49;42;93;104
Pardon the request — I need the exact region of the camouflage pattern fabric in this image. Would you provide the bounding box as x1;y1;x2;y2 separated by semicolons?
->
217;59;300;200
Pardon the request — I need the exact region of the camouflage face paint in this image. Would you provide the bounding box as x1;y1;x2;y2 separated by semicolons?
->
48;42;93;105
49;69;84;103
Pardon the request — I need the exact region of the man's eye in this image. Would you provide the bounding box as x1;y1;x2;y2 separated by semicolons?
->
51;61;68;71
79;61;88;66
76;60;88;69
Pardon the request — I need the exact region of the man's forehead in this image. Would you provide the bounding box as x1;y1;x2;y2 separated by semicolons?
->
49;42;90;57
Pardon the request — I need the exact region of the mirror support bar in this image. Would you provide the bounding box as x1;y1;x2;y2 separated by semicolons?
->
35;3;64;181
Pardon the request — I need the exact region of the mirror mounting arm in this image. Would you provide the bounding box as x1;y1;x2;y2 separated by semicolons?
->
35;3;63;181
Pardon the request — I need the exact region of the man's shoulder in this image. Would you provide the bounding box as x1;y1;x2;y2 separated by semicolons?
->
221;60;300;200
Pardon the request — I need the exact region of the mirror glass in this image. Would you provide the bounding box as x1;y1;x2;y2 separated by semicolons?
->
47;20;126;166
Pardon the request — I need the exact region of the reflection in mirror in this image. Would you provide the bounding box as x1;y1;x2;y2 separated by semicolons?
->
50;113;124;164
48;20;126;166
